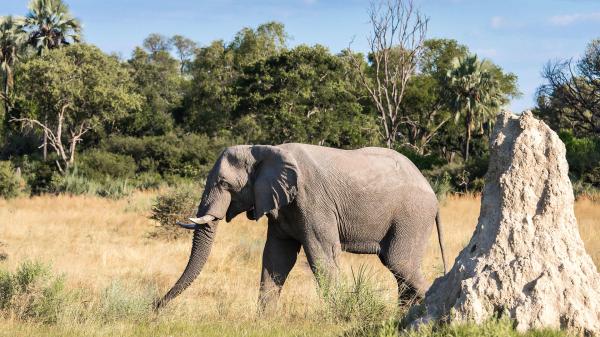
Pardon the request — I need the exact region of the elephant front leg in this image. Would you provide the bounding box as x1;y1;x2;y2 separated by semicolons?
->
258;233;301;314
302;234;342;293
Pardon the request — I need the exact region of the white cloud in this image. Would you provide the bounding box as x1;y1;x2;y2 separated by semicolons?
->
490;16;505;29
549;12;600;26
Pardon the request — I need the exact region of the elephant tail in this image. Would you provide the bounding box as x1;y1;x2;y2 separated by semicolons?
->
435;210;447;274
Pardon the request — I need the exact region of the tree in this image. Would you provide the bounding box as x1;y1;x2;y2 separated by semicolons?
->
536;39;600;137
24;0;81;56
171;35;197;75
396;39;469;154
0;16;27;115
11;44;142;173
235;45;381;148
143;33;172;55
182;22;289;134
120;46;181;136
446;54;508;162
348;0;428;148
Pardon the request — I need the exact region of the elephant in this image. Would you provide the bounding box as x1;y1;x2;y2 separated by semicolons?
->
154;143;447;311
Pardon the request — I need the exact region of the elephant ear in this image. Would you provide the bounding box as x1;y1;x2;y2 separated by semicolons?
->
251;145;299;220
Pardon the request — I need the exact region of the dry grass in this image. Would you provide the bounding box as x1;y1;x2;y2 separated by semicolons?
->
0;193;598;336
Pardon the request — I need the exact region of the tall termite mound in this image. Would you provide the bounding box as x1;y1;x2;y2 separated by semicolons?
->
411;111;600;335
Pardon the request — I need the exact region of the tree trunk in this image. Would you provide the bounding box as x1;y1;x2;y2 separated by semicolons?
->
43;112;48;161
154;222;219;310
3;72;9;116
464;112;472;162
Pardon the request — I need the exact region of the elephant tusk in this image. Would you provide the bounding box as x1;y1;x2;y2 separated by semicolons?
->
188;215;216;225
176;222;198;230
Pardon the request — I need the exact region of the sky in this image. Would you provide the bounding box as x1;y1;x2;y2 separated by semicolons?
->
3;0;600;112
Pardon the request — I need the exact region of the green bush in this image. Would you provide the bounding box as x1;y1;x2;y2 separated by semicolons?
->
149;184;199;239
96;178;133;199
0;161;26;199
396;147;446;171
78;150;137;181
20;158;60;195
131;171;163;190
101;133;230;178
559;131;600;179
0;261;67;324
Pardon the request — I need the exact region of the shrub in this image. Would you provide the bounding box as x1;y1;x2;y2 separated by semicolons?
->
101;133;231;179
149;184;199;239
78;150;137;181
317;265;389;325
96;178;133;199
20;158;60;195
51;170;132;199
131;171;163;190
51;170;99;196
396;147;446;171
0;161;26;199
0;261;67;324
559;131;600;179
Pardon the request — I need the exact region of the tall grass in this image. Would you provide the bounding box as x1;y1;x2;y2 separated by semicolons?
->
0;193;597;336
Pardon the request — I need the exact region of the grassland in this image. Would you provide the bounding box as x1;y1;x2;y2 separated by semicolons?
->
0;193;598;336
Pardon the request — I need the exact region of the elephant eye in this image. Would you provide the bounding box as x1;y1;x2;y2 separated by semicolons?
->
218;179;231;189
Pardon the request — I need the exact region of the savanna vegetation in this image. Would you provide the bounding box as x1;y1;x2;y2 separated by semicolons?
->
1;193;598;336
0;0;597;199
1;0;599;336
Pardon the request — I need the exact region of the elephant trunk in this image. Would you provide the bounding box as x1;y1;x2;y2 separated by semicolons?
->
154;222;218;310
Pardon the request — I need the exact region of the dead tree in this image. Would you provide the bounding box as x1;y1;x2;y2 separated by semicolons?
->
349;0;428;148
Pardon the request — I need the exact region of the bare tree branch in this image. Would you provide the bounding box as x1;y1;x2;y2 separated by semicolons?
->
348;0;428;148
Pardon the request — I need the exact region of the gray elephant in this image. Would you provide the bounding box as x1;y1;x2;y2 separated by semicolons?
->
155;143;446;311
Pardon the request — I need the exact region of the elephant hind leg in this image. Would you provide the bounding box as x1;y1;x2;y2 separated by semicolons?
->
378;226;429;307
379;253;427;306
259;230;301;314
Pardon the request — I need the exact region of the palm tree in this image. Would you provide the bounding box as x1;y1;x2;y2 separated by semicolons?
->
24;0;81;56
446;54;503;162
0;16;27;114
23;0;81;160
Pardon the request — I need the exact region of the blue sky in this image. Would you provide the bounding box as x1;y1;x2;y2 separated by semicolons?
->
3;0;600;112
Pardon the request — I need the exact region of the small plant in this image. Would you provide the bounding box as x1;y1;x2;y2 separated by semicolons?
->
317;265;390;325
149;184;199;239
0;261;67;324
0;161;26;199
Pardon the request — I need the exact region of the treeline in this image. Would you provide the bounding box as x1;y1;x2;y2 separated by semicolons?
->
0;0;598;199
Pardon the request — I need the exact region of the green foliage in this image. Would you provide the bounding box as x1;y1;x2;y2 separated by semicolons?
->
236;44;381;148
77;150;137;181
149;184;199;239
51;169;132;199
24;0;81;54
0;160;25;198
13;44;142;172
0;260;67;324
559;131;600;183
101;133;231;179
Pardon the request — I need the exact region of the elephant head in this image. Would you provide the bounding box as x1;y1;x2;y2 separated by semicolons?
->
154;145;299;310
